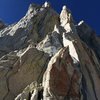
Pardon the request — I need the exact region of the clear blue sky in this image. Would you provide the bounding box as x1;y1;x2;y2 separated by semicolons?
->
0;0;100;34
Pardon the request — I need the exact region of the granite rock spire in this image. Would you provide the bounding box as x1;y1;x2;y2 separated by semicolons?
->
0;2;100;100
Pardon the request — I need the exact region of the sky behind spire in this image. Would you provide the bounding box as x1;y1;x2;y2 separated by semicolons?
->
0;0;100;34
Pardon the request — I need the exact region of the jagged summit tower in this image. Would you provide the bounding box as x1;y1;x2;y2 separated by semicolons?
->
42;1;51;8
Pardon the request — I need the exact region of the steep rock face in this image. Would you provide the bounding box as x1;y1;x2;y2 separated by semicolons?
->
60;6;100;100
0;2;100;100
77;21;100;61
0;2;59;58
37;25;63;56
0;46;49;100
60;6;80;62
43;47;82;100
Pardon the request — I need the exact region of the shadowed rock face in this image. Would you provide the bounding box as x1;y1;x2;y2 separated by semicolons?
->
77;21;100;61
43;47;82;100
0;2;100;100
0;20;6;30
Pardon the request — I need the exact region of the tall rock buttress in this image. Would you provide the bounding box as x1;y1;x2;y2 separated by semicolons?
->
0;2;100;100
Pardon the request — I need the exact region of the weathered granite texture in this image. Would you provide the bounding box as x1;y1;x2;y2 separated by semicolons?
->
0;2;100;100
